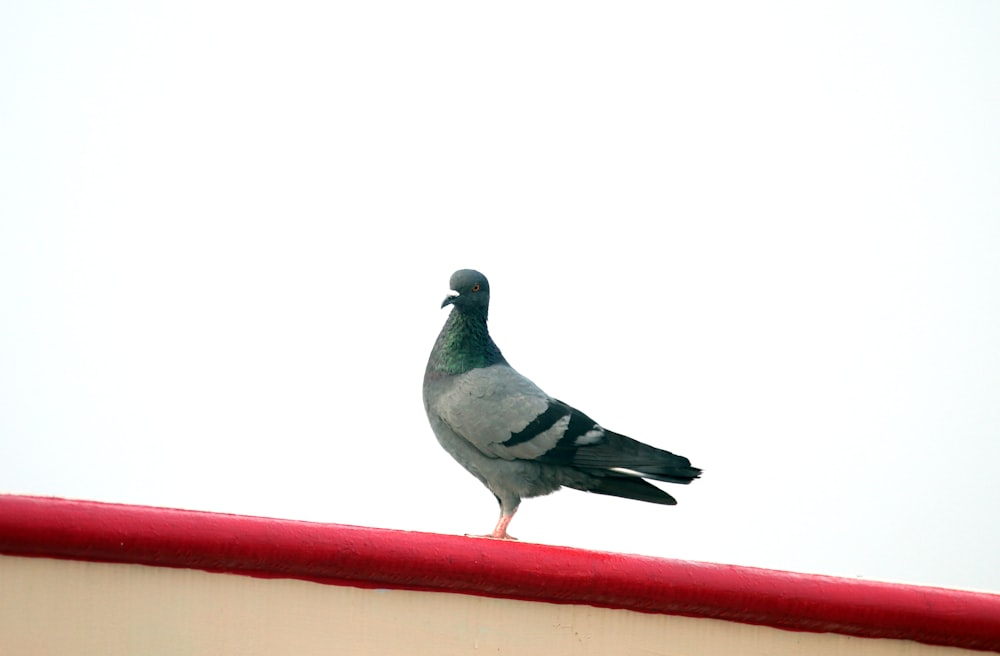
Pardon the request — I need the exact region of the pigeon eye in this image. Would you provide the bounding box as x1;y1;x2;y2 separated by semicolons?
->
471;283;481;292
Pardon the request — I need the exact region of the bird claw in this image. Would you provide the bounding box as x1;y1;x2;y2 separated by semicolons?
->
465;532;518;540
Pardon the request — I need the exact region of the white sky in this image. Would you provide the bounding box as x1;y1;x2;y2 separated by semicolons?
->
2;3;999;593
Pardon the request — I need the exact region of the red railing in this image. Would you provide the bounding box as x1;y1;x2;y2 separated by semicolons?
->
2;494;999;652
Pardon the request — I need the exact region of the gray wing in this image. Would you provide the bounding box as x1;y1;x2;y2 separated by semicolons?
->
431;364;583;461
432;364;701;486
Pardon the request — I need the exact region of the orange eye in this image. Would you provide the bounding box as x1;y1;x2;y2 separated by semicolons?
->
471;283;481;292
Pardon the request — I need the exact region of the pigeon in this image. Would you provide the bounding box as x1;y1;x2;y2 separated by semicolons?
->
423;269;701;540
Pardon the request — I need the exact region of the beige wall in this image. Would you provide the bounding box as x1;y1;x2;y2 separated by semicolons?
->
0;554;976;656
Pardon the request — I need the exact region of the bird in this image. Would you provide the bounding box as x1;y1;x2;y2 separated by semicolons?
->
422;269;701;540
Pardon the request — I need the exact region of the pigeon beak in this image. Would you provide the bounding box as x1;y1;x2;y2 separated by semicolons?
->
441;292;459;308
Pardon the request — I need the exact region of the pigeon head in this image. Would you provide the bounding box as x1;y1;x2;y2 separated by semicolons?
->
428;269;506;374
442;269;491;311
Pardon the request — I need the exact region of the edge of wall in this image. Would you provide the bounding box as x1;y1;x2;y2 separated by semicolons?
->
2;494;998;652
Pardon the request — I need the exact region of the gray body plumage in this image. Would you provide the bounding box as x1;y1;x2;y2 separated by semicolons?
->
423;269;701;539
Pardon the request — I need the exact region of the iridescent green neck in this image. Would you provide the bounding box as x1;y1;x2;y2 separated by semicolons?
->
430;306;506;375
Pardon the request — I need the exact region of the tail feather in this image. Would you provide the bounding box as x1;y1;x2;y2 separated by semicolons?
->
572;430;702;484
566;475;679;505
609;465;702;485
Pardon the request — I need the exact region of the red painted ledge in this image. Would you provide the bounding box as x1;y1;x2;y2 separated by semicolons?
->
1;495;999;652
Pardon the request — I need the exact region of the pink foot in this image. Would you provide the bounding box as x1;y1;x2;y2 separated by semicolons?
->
465;531;518;540
465;513;517;540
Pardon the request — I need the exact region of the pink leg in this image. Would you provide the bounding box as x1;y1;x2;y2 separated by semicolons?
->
489;513;517;540
466;511;518;540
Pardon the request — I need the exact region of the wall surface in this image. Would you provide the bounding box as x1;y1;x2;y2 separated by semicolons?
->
0;554;979;656
3;496;999;653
